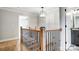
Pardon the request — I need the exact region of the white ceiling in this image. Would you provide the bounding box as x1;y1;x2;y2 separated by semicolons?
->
0;7;59;15
1;7;79;15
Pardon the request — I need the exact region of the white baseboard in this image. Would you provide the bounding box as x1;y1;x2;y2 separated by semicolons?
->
0;37;18;42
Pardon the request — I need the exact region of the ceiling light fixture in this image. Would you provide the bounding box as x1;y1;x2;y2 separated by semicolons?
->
40;7;46;18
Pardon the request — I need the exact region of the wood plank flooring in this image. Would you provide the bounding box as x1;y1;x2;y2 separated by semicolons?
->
0;40;16;51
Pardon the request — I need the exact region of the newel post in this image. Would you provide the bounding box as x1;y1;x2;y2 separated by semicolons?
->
40;27;45;51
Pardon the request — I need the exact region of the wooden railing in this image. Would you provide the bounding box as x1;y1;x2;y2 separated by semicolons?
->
20;27;41;51
45;29;62;51
20;27;62;51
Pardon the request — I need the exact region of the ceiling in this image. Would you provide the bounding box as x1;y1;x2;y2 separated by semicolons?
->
0;7;59;15
0;7;79;15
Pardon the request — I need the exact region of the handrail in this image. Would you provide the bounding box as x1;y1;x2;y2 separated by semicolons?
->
21;27;62;32
45;28;62;32
22;28;40;32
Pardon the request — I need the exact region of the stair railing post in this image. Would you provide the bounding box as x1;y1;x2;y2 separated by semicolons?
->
40;27;45;51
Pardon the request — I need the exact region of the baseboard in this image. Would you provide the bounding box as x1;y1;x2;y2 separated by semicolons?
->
0;37;18;42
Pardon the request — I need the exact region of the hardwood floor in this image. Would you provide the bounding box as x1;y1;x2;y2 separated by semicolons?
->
0;40;16;51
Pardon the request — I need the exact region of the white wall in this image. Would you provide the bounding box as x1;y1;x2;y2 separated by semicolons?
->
66;8;72;50
38;7;60;30
60;7;65;51
0;9;38;40
60;7;72;51
46;7;60;29
0;9;18;40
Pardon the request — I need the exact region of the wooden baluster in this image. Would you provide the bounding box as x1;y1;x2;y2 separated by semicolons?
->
20;27;21;51
34;32;36;51
29;27;32;50
49;32;51;51
49;32;50;51
50;32;52;51
20;27;23;51
52;32;53;51
46;32;47;51
39;31;41;51
35;27;37;51
46;32;48;51
38;32;40;51
48;32;49;51
51;32;52;51
38;32;40;50
48;32;50;51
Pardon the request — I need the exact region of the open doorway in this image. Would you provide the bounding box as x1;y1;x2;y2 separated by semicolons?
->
18;15;29;50
65;8;79;51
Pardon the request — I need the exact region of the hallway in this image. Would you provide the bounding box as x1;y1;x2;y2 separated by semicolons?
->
0;7;79;51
